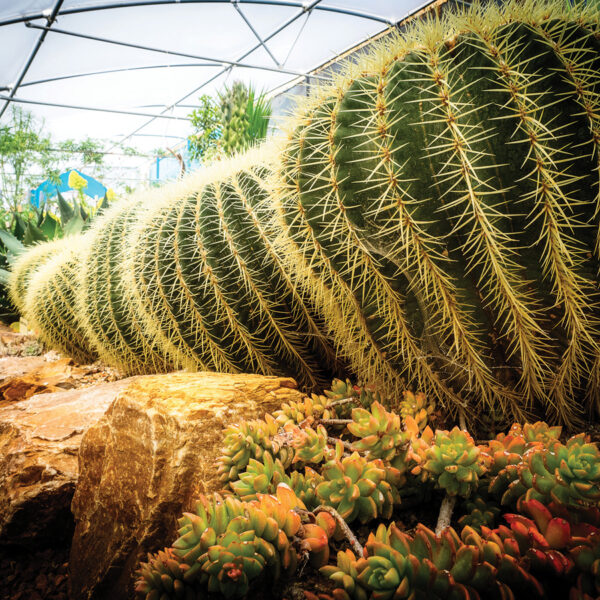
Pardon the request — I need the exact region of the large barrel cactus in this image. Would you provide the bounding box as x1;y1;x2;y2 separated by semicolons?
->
23;236;97;363
121;149;340;389
274;0;600;424
76;200;172;375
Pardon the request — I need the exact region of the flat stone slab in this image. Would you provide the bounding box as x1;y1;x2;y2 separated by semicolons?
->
0;378;135;547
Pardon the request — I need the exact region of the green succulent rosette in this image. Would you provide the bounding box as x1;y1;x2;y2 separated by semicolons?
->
348;401;410;474
135;548;197;599
423;428;485;497
218;414;290;485
457;494;501;532
315;446;400;524
398;391;434;432
530;435;600;507
490;434;600;509
201;530;273;598
291;424;330;465
230;453;290;501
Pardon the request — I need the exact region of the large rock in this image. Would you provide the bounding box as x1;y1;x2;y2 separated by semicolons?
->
0;378;135;547
69;372;303;600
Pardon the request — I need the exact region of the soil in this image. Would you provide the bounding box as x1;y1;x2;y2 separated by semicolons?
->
0;542;70;600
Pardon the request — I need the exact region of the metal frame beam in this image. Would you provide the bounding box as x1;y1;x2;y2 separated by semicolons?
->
0;1;393;29
26;22;324;80
232;1;281;67
111;0;324;148
0;95;190;120
0;63;219;91
0;0;64;119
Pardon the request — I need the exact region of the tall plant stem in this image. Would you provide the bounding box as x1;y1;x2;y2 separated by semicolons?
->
435;494;456;535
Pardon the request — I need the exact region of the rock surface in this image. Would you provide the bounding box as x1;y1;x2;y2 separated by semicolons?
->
0;378;135;547
69;372;303;600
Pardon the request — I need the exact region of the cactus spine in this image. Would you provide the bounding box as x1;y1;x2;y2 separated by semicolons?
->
76;200;171;375
23;237;97;363
8;239;66;312
122;149;339;388
274;0;600;424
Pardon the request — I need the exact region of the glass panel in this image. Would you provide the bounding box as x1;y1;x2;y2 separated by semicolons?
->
0;24;41;88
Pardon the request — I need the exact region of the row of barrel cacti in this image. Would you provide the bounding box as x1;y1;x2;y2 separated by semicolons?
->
8;149;341;391
135;379;600;600
9;0;600;424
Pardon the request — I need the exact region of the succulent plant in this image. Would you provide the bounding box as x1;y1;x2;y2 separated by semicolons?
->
273;393;334;428
218;414;294;486
136;485;333;600
504;500;578;571
273;379;378;428
571;531;600;598
423;428;485;497
323;379;381;417
457;493;501;532
290;424;330;465
230;452;323;507
230;453;291;502
315;444;400;524
490;434;600;509
347;401;410;474
322;521;545;600
135;547;197;599
398;391;434;432
274;0;600;425
217;82;271;156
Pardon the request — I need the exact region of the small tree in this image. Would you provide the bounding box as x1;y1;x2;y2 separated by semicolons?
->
188;94;223;161
0;107;58;215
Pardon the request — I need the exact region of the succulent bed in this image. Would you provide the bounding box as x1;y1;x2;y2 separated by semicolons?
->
7;0;600;597
134;380;600;600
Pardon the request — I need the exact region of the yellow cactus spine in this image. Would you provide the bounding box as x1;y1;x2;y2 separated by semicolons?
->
76;199;171;375
23;236;97;363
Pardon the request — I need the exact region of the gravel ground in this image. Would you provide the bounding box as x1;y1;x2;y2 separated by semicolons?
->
0;543;70;600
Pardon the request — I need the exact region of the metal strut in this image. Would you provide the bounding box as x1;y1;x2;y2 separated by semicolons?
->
0;1;393;29
25;22;324;80
111;0;325;148
0;95;190;120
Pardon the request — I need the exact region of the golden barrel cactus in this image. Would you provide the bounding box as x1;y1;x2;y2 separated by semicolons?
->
274;0;600;424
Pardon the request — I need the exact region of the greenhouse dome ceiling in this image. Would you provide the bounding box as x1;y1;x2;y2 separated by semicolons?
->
0;0;443;153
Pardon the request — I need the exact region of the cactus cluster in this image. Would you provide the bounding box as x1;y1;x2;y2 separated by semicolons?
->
8;238;65;312
9;149;339;385
77;199;171;375
22;236;97;363
10;0;600;425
